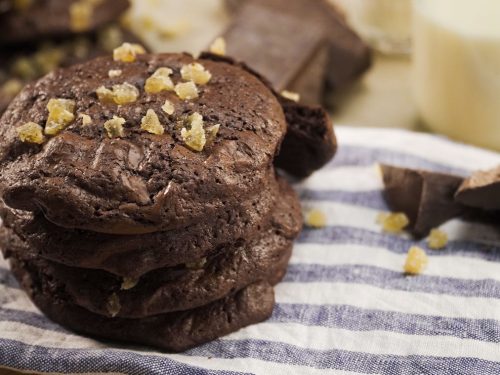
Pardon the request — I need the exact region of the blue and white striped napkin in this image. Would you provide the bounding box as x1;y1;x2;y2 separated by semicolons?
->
1;127;500;375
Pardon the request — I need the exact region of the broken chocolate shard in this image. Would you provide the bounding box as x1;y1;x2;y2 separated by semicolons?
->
380;164;464;238
220;0;372;104
455;166;500;211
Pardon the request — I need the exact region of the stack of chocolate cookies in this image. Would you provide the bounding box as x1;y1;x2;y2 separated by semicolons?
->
0;46;336;351
0;0;144;114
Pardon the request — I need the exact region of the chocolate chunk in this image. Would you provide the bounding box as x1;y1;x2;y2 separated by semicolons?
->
200;52;337;179
380;164;464;237
219;0;372;104
455;166;500;211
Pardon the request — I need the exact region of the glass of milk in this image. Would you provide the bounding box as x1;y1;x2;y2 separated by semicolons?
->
413;0;500;151
332;0;412;54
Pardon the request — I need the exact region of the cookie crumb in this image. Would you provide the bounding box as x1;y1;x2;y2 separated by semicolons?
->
106;293;121;317
427;229;448;250
377;212;409;234
17;122;45;144
181;112;206;151
305;209;327;228
181;63;212;85
404;246;428;275
45;98;76;136
121;277;139;290
281;90;300;102
79;113;92;126
145;67;174;94
1;79;23;98
104;116;126;138
209;37;226;56
186;257;207;270
175;81;199;100
141;109;164;135
161;99;175;115
113;42;146;63
108;69;122;78
96;83;139;105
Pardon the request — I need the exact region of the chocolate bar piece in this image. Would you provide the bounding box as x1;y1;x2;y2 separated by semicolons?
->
380;164;464;238
220;0;371;104
455;166;500;211
200;52;337;178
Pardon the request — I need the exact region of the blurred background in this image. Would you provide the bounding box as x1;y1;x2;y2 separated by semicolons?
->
1;0;499;151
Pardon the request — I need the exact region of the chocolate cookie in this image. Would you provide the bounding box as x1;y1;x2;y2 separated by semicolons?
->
10;255;275;352
1;178;301;317
1;174;299;278
0;0;130;44
0;52;287;234
200;52;337;178
5;226;291;318
0;25;146;115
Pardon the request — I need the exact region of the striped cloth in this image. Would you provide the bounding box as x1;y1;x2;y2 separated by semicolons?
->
1;127;500;375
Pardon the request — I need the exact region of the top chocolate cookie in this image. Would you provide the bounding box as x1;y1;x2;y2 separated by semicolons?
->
0;47;287;234
0;0;130;44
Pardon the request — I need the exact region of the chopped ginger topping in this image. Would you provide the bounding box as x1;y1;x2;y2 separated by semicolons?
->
104;116;126;138
45;98;76;136
17;122;45;144
404;246;428;275
161;99;175;115
108;69;122;78
181;112;206;151
121;277;139;290
377;212;409;234
98;25;124;52
113;42;146;63
79;113;92;126
180;63;212;85
106;293;121;317
427;229;448;250
141;109;164;135
96;83;139;105
144;67;174;94
11;57;37;80
175;81;198;100
1;79;23;98
209;37;226;56
69;1;93;32
281;90;300;102
305;209;327;229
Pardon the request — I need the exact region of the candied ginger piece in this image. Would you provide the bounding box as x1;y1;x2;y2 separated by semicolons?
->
145;67;174;94
141;109;164;135
17;122;45;144
404;246;428;275
180;63;212;85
